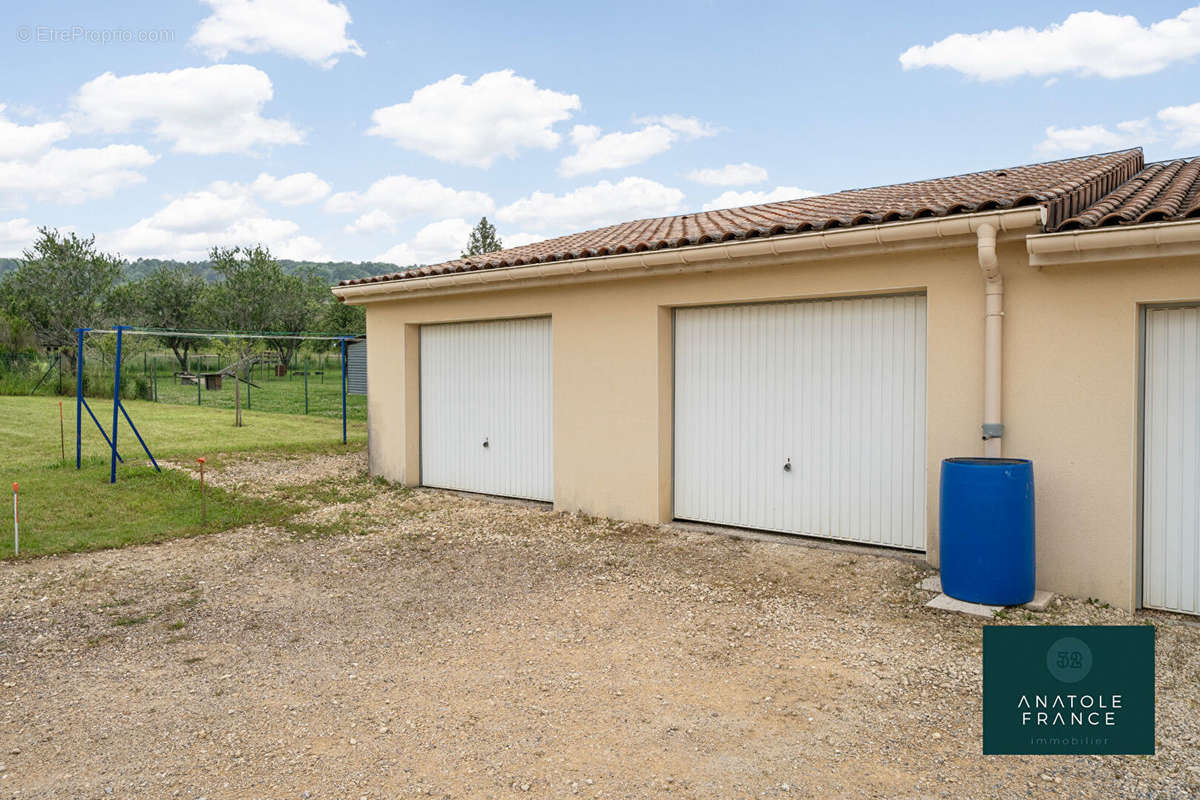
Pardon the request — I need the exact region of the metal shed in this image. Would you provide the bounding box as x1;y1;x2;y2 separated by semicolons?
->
346;338;367;396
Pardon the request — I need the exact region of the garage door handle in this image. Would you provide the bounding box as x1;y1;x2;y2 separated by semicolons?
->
783;458;791;472
482;438;489;448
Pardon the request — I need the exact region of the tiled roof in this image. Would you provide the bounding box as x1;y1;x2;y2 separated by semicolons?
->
1054;157;1200;231
340;149;1144;286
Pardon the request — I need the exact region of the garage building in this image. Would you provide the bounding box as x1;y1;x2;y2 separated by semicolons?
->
334;148;1200;615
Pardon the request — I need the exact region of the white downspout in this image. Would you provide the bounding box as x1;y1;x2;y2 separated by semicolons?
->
977;223;1004;456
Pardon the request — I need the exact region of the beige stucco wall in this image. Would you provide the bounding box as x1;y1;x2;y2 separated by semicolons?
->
1004;252;1200;611
359;240;1200;611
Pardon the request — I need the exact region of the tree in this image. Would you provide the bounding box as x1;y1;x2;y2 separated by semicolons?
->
203;245;280;334
461;217;502;257
203;245;329;370
203;245;284;427
124;265;208;371
321;298;365;336
264;267;328;369
0;228;123;361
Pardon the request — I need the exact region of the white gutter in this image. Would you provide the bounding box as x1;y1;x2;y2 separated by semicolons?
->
1027;218;1200;267
334;207;1046;304
976;223;1004;456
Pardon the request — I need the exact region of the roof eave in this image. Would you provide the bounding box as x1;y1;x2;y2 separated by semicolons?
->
333;207;1045;305
1027;218;1200;267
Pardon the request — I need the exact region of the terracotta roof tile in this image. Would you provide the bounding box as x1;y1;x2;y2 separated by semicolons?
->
1055;157;1200;231
340;149;1145;286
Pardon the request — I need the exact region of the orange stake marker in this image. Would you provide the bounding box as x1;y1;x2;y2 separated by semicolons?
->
12;482;18;557
58;401;65;462
197;458;207;524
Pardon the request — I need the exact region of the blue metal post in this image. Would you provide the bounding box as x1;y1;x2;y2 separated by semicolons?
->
81;398;123;463
340;338;347;445
110;326;124;484
75;328;87;469
119;404;159;472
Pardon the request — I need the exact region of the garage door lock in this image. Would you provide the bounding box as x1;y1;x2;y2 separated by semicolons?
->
482;437;489;448
783;458;792;472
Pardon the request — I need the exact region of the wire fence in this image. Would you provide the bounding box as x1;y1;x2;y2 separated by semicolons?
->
0;338;365;421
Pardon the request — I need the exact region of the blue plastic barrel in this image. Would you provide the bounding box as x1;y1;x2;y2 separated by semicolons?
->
939;458;1035;605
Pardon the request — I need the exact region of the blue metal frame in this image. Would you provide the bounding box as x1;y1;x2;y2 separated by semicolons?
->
340;337;348;444
73;325;354;479
110;326;124;483
75;327;86;469
119;403;160;473
80;397;124;464
73;325;159;483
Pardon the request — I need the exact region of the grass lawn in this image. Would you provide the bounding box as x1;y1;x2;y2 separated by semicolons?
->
0;395;367;560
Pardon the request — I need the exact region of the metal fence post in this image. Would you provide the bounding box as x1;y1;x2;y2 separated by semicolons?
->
75;328;87;469
110;326;124;484
341;338;347;445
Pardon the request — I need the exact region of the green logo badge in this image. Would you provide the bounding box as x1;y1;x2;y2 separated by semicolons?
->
983;625;1154;754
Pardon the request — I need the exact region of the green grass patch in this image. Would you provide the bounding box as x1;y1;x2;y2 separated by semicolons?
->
0;395;364;466
1;457;291;558
0;395;368;560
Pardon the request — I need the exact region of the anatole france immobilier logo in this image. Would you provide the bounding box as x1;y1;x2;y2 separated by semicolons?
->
983;626;1154;755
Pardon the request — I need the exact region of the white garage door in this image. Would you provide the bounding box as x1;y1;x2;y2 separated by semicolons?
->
420;317;552;501
674;295;927;549
1143;306;1200;615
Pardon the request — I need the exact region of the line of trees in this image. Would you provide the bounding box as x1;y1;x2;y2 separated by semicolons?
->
1;217;506;371
0;228;366;371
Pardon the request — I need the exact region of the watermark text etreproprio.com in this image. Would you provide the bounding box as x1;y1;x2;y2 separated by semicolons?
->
16;25;175;45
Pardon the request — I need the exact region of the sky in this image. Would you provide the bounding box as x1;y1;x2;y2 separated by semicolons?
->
1;0;1199;266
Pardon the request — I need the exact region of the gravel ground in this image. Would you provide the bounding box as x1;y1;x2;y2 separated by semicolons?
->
1;451;1198;799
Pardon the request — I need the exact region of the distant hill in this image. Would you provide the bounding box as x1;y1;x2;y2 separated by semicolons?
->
1;257;407;285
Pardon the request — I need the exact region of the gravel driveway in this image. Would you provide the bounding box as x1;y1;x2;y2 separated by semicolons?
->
1;452;1197;799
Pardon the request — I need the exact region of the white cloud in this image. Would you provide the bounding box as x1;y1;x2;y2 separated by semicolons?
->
191;0;365;68
1032;100;1200;155
634;114;718;138
139;188;258;235
559;115;716;176
100;186;328;261
325;174;493;219
367;70;580;167
559;124;675;176
250;172;330;205
0;144;158;207
375;218;476;265
0;218;39;256
900;6;1200;81
1159;101;1200;148
0;105;70;160
272;234;330;261
687;162;768;186
503;231;547;249
71;65;302;155
701;186;818;211
1035;120;1152;155
498;177;686;232
344;209;397;235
